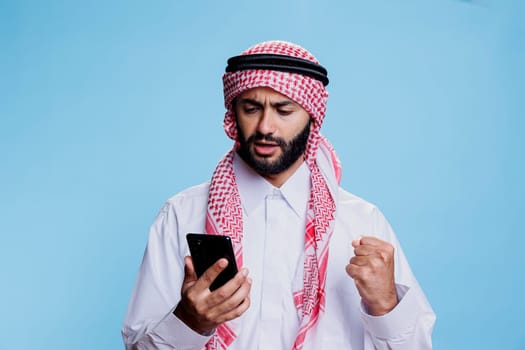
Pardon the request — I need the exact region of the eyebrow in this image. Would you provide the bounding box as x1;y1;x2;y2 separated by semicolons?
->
238;98;298;109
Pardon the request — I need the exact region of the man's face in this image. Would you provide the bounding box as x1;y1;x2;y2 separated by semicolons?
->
235;87;311;176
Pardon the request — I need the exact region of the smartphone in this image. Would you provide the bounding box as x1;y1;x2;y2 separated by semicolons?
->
186;233;239;291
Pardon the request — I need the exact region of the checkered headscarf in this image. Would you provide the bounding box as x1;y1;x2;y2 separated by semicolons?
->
205;41;341;349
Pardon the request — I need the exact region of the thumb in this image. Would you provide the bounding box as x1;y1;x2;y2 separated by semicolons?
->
182;256;198;286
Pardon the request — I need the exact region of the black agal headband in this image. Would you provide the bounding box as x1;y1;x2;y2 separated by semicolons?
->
226;53;329;86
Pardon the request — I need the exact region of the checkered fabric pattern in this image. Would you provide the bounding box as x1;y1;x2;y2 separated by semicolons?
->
205;40;341;349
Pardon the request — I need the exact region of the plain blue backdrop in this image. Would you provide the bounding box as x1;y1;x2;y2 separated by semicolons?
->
1;0;523;349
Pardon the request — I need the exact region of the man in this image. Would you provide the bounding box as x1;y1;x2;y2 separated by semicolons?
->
122;41;435;349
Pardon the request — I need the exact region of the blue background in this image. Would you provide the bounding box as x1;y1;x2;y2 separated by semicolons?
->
1;0;523;349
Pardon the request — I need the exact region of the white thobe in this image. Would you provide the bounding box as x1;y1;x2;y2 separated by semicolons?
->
122;154;435;349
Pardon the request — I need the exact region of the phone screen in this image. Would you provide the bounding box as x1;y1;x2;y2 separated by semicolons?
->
186;233;239;291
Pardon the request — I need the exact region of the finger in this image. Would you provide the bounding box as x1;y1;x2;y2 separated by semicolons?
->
352;253;389;269
360;237;395;260
193;258;229;291
207;268;250;305
349;255;370;267
212;278;252;323
359;236;390;248
353;244;379;257
351;238;361;248
215;295;251;325
346;263;373;289
346;263;361;279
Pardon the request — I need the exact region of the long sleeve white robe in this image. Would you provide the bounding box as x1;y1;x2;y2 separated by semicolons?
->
122;155;435;349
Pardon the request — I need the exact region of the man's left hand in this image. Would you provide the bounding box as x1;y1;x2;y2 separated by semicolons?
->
345;236;398;316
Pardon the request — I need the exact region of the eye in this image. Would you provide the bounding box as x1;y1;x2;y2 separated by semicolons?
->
277;109;293;116
243;106;259;114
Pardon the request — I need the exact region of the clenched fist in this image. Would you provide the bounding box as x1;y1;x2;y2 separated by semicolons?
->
346;236;398;316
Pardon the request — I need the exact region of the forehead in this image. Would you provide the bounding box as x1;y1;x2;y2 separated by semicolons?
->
237;87;296;103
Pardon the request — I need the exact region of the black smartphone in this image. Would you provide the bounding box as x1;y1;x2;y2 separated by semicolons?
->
186;233;239;291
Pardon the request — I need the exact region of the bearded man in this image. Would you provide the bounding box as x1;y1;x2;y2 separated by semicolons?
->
122;41;435;350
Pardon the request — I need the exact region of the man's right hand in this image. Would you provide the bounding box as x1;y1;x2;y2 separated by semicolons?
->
174;256;252;335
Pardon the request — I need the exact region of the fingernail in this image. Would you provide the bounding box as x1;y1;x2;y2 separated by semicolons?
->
241;268;249;277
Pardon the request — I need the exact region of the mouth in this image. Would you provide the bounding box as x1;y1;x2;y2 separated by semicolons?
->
253;141;280;156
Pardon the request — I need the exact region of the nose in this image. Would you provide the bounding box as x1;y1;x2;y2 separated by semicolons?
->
256;108;276;135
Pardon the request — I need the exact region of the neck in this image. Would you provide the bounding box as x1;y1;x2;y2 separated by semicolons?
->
260;156;305;188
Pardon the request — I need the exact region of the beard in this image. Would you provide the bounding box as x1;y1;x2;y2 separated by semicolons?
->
236;121;311;176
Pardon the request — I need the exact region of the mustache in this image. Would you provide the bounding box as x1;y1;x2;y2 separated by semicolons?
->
245;132;287;148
